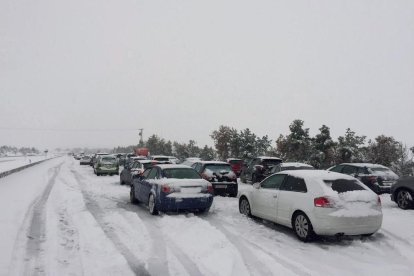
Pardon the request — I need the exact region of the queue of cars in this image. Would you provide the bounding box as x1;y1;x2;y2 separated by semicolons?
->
75;152;413;242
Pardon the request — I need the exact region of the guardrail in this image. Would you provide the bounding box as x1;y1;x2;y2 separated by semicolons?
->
0;157;59;179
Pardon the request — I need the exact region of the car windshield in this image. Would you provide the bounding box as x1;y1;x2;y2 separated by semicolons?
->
163;168;201;179
262;159;282;166
101;157;117;163
323;179;366;193
205;164;232;173
143;163;153;169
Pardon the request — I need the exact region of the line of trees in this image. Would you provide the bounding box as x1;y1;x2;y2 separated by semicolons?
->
113;119;414;176
0;146;40;156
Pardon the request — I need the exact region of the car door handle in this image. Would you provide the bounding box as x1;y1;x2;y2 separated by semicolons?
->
273;195;277;198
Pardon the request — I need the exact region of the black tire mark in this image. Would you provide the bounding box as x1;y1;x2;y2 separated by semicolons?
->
72;169;151;276
23;162;63;275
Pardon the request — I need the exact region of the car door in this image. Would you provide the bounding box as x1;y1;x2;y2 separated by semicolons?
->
276;175;308;227
141;167;158;204
251;174;286;222
136;168;154;203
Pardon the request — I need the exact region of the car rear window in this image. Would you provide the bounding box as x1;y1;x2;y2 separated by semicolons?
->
163;168;201;179
324;179;366;193
101;157;117;163
154;157;169;161
229;160;243;165
369;167;391;173
204;164;232;173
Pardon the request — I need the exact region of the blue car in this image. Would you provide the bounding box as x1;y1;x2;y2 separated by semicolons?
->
130;164;214;215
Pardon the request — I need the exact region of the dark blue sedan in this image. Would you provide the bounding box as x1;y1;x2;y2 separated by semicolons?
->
130;164;214;215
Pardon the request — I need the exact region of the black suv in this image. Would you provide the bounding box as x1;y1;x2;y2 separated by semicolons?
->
240;156;283;184
328;163;399;194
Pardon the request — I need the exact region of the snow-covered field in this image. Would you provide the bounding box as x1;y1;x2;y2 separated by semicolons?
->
0;156;413;275
0;156;49;174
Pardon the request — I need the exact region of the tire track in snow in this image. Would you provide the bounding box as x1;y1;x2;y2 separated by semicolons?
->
116;200;203;276
11;162;63;275
202;215;312;276
71;170;150;276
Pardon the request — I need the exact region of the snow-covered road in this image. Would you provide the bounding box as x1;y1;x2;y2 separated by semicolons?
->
1;156;413;276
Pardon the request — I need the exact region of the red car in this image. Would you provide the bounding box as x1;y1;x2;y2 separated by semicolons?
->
226;158;243;176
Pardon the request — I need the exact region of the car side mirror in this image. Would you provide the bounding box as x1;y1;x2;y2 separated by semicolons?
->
253;183;260;189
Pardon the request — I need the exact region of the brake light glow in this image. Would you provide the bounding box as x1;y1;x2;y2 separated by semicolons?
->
367;176;378;184
161;184;171;193
314;197;334;208
207;183;214;193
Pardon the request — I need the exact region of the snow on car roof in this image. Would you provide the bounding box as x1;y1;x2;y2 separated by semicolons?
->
281;162;313;168
157;164;192;169
279;169;355;181
341;163;388;168
199;161;229;165
257;156;282;160
151;155;169;158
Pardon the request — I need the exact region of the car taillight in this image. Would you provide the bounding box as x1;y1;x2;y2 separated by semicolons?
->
314;197;333;208
161;184;171;193
207;183;214;193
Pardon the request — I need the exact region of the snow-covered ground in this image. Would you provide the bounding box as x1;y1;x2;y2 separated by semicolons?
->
0;156;413;275
0;155;49;174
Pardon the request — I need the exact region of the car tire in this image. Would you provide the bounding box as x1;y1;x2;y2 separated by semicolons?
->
120;177;125;185
130;185;138;204
148;194;159;215
396;189;414;210
239;197;252;217
198;208;210;214
292;212;315;242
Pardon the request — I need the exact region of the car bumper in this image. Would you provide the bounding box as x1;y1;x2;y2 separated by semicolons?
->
160;194;213;212
96;167;119;174
212;182;238;196
377;185;391;193
311;209;383;236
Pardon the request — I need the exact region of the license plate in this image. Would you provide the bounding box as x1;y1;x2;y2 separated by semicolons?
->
181;187;202;193
215;185;227;188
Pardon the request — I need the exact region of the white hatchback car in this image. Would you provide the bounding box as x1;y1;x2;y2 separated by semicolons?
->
239;170;383;241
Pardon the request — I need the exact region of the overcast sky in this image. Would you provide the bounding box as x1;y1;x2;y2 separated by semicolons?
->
1;0;413;150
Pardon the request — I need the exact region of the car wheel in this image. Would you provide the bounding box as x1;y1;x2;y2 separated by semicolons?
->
396;189;414;210
292;212;315;242
198;208;210;214
130;185;138;204
239;197;252;217
148;194;159;215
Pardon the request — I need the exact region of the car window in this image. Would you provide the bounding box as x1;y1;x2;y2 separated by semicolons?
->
147;168;158;179
142;168;152;178
261;174;286;189
357;167;368;174
329;165;344;173
324;179;366;193
281;176;307;192
342;166;358;175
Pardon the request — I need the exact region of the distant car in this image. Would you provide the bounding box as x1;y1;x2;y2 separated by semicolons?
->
181;157;202;167
269;162;314;174
390;176;414;209
226;158;243;176
240;156;283;184
80;155;92;165
120;160;157;185
192;161;238;197
94;155;119;176
149;155;170;162
91;153;109;167
238;170;383;241
124;156;147;168
130;164;214;215
168;156;180;164
328;163;399;194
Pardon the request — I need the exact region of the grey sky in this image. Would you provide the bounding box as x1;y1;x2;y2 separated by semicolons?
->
1;0;413;150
